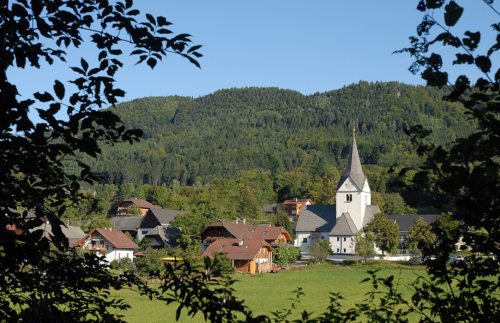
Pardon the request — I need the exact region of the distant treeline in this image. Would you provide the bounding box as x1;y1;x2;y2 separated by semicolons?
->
81;82;472;187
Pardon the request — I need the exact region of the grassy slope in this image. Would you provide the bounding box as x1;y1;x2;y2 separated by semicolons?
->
111;263;425;322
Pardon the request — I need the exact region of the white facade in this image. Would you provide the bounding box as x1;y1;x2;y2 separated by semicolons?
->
329;236;355;254
336;178;371;231
80;234;135;264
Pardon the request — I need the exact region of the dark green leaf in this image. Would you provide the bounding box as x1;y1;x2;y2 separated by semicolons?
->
444;1;463;27
53;80;65;100
463;31;481;51
147;57;157;69
475;56;491;73
34;92;54;102
146;14;156;25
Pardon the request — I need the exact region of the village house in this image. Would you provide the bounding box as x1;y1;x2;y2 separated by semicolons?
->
117;198;157;216
282;198;312;218
387;214;440;254
200;218;254;248
32;221;86;247
253;224;292;245
203;238;273;274
294;131;380;254
136;207;185;248
110;216;143;237
200;219;292;274
77;228;139;263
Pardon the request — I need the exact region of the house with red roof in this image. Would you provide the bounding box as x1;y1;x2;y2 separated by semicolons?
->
203;238;273;274
77;228;139;264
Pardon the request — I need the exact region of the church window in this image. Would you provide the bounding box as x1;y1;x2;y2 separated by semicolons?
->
346;194;353;202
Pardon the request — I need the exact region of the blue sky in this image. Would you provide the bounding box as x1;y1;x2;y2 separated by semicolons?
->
9;1;497;102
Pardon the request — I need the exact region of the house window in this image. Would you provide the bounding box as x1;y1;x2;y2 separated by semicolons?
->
302;238;308;243
343;248;346;253
337;237;340;241
343;237;346;242
336;248;339;252
346;194;353;202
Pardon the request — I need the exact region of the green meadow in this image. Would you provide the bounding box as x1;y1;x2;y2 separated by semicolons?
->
111;263;426;322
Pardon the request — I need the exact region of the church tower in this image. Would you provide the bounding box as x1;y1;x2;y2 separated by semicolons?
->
336;130;371;230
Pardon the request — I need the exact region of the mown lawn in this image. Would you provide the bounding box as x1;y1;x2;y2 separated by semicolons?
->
111;262;426;322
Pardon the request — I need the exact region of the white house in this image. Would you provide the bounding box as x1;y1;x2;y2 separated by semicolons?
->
77;228;139;263
294;131;380;254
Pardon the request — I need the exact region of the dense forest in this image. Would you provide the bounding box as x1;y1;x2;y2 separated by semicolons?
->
84;82;472;187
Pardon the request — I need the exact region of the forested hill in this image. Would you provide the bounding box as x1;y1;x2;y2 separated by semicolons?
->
88;82;471;185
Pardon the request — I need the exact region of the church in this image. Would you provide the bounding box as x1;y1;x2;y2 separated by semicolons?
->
294;131;380;254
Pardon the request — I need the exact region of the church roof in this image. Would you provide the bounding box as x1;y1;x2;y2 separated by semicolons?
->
294;205;336;232
362;205;381;227
337;132;367;190
330;212;358;236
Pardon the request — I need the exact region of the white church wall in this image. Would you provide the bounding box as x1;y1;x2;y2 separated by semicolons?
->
329;236;355;254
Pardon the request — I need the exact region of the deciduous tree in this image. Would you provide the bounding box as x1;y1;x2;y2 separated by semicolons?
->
366;213;400;256
0;0;201;320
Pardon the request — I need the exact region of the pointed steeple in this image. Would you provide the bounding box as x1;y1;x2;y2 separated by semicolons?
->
337;128;366;190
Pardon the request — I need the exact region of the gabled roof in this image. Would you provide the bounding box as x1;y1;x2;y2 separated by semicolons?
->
294;205;336;232
387;214;440;232
337;132;367;191
147;207;186;225
330;212;358;236
362;205;381;227
145;225;181;247
80;228;139;250
32;222;86;247
111;216;142;231
203;238;271;260
202;220;254;240
122;198;156;209
253;226;291;242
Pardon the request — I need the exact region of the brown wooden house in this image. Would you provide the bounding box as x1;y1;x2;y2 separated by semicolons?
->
117;198;157;216
253;225;292;245
282;198;312;218
203;238;273;274
200;219;254;248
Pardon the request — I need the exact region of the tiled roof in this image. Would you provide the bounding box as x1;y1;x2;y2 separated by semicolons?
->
110;216;142;231
330;212;358;236
294;205;336;232
337;134;367;191
32;222;86;247
81;228;139;250
203;238;271;260
204;220;254;240
122;198;156;209
387;214;440;232
148;208;186;225
253;226;291;242
362;205;381;227
145;225;181;247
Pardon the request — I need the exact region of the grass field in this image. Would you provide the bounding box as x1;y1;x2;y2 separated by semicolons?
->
111;262;426;322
